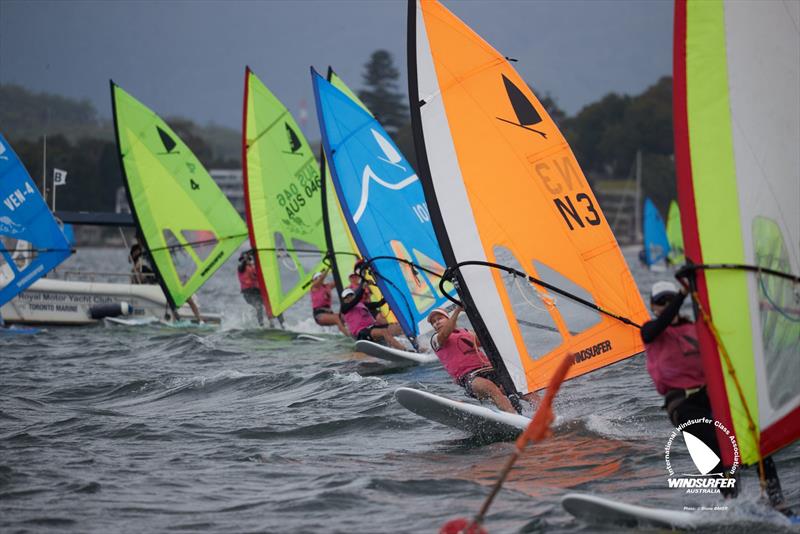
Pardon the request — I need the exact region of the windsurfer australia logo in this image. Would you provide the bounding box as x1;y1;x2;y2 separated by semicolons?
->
664;417;739;494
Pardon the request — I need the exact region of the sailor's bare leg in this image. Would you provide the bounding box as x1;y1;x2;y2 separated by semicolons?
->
471;377;515;414
315;312;349;336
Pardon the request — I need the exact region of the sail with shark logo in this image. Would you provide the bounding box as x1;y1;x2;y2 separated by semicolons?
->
408;0;649;393
674;0;799;467
0;133;72;309
320;69;362;295
242;67;328;317
312;67;452;344
319;68;396;323
665;200;684;265
642;197;670;269
111;82;247;310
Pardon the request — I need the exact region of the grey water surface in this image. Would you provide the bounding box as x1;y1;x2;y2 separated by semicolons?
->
1;247;797;533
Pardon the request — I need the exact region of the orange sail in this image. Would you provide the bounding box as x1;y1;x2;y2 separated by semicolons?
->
408;0;649;393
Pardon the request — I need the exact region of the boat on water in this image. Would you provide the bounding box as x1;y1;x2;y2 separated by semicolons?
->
1;212;221;325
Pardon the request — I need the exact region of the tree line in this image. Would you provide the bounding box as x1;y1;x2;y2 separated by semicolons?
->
1;50;675;217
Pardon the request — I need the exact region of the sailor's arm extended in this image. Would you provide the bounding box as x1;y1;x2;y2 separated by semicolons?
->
435;306;461;347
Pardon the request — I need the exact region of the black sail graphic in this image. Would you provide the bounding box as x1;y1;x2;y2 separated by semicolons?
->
286;124;302;154
497;75;546;138
157;126;177;153
503;75;542;126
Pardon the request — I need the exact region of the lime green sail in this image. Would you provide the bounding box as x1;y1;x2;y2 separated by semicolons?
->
111;81;248;310
242;67;328;316
665;200;685;264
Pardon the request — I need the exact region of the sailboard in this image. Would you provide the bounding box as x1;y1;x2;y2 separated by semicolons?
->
642;197;670;270
242;67;328;318
408;0;649;398
312;67;453;347
561;493;698;529
356;340;438;365
673;0;800;467
0;133;72;313
111;82;247;310
665;200;685;265
395;387;529;439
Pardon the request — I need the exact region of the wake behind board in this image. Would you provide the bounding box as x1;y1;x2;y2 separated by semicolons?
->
561;493;698;530
104;316;160;327
355;340;439;365
395;387;529;439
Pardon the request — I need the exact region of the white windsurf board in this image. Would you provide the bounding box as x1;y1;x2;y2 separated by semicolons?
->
395;386;529;438
104;316;159;327
356;340;439;365
561;493;698;529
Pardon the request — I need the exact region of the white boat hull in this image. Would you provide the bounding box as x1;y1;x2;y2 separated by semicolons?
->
1;278;220;325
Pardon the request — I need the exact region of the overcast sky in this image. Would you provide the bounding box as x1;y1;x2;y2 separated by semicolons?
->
1;0;672;137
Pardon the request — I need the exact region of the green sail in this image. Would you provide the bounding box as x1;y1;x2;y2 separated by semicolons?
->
243;68;328;316
111;81;247;309
665;200;684;264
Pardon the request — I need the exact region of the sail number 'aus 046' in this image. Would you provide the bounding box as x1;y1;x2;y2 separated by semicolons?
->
276;160;320;219
531;155;602;231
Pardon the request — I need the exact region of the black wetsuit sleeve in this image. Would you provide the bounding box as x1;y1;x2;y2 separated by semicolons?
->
340;287;364;314
365;298;386;311
641;291;687;344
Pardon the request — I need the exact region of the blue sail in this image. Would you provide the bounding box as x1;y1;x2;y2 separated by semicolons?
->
642;197;670;268
311;68;451;341
0;134;71;308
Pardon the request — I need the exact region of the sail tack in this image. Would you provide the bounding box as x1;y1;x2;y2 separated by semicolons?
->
312;67;451;340
111;82;247;309
243;68;328;317
0;134;71;308
674;0;800;465
408;0;648;393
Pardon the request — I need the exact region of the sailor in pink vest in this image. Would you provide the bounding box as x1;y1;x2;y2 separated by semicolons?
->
237;250;264;326
340;285;405;350
310;269;349;336
643;281;788;506
428;306;516;414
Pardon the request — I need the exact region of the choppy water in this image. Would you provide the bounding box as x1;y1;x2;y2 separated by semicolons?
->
1;247;798;533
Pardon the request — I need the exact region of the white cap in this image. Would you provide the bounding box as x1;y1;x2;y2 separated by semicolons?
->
651;281;678;301
427;307;450;322
312;271;323;281
341;288;355;299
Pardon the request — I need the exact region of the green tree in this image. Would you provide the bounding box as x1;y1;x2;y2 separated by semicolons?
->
358;50;407;135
